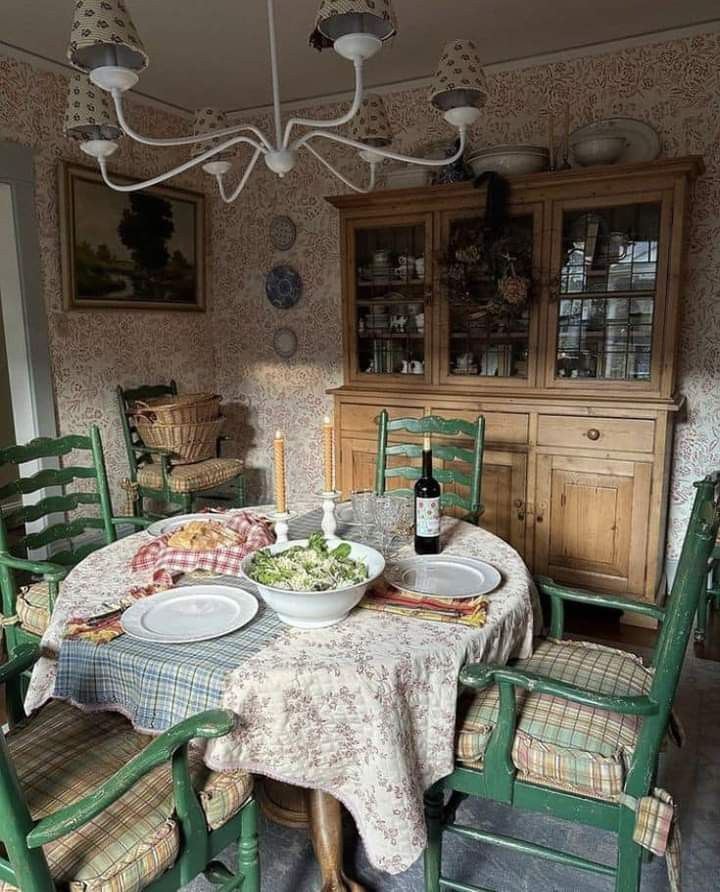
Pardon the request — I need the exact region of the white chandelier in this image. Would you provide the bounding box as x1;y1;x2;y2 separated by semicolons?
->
64;0;488;201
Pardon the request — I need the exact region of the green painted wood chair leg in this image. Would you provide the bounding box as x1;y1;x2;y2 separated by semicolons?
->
237;797;260;892
424;784;444;892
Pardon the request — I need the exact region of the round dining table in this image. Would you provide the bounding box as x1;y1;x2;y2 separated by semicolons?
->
25;507;538;891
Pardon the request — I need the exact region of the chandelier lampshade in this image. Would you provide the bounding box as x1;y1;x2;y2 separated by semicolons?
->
191;108;235;158
350;93;392;146
67;0;148;75
429;39;487;111
63;71;122;141
311;0;398;50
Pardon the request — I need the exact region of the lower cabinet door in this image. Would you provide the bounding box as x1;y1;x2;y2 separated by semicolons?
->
534;454;652;596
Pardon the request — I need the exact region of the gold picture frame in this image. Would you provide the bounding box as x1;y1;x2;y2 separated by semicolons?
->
59;162;205;311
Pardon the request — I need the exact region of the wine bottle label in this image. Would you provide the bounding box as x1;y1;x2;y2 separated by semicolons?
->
416;497;440;537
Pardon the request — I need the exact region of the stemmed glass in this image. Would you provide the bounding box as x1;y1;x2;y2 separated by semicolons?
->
351;490;377;544
374;493;409;557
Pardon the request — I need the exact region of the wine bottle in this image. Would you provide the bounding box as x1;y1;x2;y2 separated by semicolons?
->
414;433;441;554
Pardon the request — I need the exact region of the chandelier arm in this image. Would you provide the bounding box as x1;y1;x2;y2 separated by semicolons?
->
96;137;265;192
282;59;364;150
302;143;377;194
216;148;264;203
292;127;468;166
111;90;273;152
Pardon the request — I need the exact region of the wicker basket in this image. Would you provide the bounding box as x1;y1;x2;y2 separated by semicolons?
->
131;393;221;425
136;416;225;465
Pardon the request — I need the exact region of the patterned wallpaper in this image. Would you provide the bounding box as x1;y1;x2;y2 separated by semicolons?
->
2;29;720;558
0;56;217;509
212;31;720;559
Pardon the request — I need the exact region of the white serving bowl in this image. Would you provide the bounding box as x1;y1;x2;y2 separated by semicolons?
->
571;135;626;167
467;145;549;177
240;538;385;629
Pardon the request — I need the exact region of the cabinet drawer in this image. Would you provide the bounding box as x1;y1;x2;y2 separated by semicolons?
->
537;415;655;453
339;403;421;436
430;408;529;445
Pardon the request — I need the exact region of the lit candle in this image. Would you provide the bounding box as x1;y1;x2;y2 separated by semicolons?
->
273;430;286;514
323;414;334;492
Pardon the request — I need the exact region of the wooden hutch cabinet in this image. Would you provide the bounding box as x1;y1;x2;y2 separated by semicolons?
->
327;158;702;609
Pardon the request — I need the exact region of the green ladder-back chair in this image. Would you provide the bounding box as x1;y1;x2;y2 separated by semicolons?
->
424;471;720;892
117;380;246;520
694;540;720;641
0;646;260;892
375;411;485;524
0;428;148;655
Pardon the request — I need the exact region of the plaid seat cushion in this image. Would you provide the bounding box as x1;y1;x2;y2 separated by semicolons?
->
138;458;244;494
457;638;653;800
16;581;52;637
0;701;252;892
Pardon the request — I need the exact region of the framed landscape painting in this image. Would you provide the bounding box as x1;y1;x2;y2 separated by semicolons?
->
60;162;205;310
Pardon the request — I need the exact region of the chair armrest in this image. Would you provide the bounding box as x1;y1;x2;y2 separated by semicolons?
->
459;662;659;716
111;516;152;530
0;553;68;585
0;644;40;683
535;575;665;638
27;709;235;848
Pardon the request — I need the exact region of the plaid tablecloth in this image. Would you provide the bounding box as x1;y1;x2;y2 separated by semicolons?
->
26;507;537;875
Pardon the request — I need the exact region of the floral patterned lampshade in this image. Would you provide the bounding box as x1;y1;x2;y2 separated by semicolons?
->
311;0;398;50
64;71;123;141
191;108;235;159
428;39;487;111
350;93;392;146
67;0;148;73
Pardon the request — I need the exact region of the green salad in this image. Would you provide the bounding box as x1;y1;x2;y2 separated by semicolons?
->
248;532;369;592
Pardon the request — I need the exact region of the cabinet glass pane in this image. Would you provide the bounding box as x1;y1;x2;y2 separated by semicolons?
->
355;224;426;376
445;215;533;379
556;203;660;381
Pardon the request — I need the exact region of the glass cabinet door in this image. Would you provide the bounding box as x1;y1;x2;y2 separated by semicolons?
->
350;216;431;383
438;208;539;386
551;200;663;385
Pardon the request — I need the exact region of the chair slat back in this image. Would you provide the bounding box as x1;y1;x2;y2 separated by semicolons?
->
625;472;720;797
116;380;177;477
375;411;485;524
0;427;115;565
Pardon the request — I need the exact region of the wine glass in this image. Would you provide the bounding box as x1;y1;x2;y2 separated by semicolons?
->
374;494;406;557
351;490;376;543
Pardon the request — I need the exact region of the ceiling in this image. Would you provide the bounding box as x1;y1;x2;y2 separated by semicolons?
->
3;0;719;112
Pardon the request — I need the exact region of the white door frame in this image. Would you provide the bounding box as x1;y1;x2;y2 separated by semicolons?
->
0;143;58;526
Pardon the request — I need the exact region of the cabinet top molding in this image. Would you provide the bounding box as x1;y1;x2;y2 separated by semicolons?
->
326;155;704;209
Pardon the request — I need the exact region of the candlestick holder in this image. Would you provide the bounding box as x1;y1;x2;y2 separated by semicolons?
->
318;490;341;540
269;510;292;545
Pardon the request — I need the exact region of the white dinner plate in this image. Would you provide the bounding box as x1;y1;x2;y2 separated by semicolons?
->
570;117;661;164
384;556;502;599
121;584;258;643
147;513;233;538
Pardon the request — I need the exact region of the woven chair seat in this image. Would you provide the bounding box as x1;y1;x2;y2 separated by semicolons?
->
0;700;252;892
456;638;654;801
16;581;53;637
137;458;244;494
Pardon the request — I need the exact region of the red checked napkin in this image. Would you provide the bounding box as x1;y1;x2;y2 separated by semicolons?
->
131;511;275;585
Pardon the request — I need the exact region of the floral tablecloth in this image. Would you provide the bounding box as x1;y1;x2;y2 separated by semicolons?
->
26;513;538;874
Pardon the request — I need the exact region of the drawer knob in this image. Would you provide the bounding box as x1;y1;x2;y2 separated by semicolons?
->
586;428;601;441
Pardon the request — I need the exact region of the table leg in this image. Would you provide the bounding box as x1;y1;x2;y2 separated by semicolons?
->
306;789;366;892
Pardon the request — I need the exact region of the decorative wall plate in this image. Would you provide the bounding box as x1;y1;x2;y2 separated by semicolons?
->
273;326;298;359
270;215;297;251
265;264;303;309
